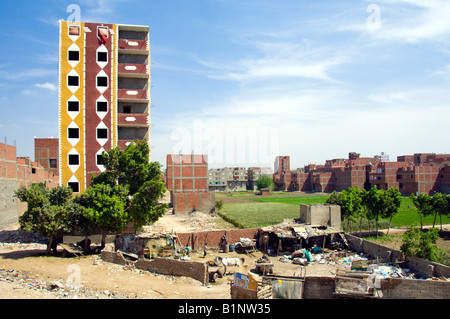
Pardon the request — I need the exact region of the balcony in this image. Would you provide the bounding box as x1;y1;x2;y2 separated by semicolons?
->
118;89;148;102
117;113;149;127
118;63;148;78
118;39;149;54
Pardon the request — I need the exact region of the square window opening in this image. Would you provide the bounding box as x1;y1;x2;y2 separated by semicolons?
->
68;76;79;86
68;50;80;61
68;154;80;166
97;51;108;62
68;182;79;193
49;159;57;168
97;154;104;165
97;76;108;87
97;128;108;139
68;101;79;112
97;101;108;112
68;128;79;139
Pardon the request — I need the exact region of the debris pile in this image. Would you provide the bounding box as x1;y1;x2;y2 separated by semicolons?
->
0;268;132;299
178;212;217;231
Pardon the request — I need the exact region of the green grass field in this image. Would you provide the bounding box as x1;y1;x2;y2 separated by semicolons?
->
218;195;450;230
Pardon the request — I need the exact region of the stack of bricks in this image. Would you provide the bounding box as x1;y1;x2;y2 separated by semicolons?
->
165;154;215;213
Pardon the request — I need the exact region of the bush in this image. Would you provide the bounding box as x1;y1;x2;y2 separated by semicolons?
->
400;227;444;263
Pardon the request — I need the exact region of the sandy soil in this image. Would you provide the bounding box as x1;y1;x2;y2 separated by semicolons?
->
0;212;308;299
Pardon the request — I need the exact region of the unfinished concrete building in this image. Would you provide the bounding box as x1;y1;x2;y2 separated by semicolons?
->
165;154;215;213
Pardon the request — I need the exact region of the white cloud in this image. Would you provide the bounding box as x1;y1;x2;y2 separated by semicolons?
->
35;82;57;91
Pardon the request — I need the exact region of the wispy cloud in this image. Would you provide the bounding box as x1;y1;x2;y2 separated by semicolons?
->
0;68;56;82
35;82;57;91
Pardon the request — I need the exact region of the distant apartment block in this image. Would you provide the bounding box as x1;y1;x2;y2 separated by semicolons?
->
273;156;292;191
276;152;450;196
208;167;247;192
247;167;272;191
58;20;151;194
166;154;215;213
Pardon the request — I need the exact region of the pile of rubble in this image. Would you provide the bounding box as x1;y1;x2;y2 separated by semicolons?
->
0;268;133;299
277;249;428;280
178;212;217;231
0;229;48;244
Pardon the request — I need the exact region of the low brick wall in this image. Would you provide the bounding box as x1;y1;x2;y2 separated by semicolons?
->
302;276;336;299
177;228;260;251
380;277;450;299
345;233;450;278
101;249;208;285
135;258;208;285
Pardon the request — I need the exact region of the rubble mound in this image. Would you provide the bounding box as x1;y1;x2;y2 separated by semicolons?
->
0;229;48;244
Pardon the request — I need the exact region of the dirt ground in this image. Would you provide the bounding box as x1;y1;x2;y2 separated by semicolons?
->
2;209;447;299
0;212;314;299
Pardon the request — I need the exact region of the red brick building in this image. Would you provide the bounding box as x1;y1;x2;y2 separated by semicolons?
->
165;154;215;213
277;152;450;196
1;142;59;229
34;138;59;178
273;156;292;191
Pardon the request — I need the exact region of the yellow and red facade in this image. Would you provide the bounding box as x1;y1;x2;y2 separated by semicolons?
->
58;20;150;193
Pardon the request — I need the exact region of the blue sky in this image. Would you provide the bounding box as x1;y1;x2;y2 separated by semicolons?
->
1;0;450;170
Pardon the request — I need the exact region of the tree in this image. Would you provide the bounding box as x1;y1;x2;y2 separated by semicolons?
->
90;139;168;232
15;183;73;254
75;183;130;248
410;193;433;230
380;187;402;236
364;186;381;237
431;193;448;230
214;200;224;214
255;175;274;191
400;227;442;263
326;187;362;232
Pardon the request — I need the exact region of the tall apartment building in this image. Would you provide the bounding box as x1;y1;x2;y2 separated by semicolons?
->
58;20;151;194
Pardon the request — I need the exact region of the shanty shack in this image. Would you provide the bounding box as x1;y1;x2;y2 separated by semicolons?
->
114;233;178;259
258;203;345;254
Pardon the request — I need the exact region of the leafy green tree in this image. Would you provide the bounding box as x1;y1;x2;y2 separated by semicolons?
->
431;193;449;230
255;175;274;191
380;187;402;236
90;139;167;232
410;193;433;230
15;183;73;254
326;187;362;232
75;183;130;248
364;186;381;236
400;227;442;263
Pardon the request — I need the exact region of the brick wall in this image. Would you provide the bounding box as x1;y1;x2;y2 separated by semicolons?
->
177;228;260;250
0;142;59;230
345;234;450;278
166;154;216;213
101;249;208;285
